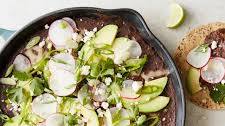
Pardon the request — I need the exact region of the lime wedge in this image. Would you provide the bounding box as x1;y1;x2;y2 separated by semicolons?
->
166;3;184;28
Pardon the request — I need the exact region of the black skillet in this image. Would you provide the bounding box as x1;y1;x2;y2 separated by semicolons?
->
0;7;185;126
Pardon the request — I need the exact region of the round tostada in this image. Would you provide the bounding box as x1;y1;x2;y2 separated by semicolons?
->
174;22;225;109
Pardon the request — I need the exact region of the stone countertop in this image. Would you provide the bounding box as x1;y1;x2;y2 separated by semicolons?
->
0;0;225;125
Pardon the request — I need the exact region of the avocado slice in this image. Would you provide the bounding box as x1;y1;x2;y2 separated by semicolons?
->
122;77;168;108
80;106;99;126
186;67;202;95
93;25;118;48
138;96;170;113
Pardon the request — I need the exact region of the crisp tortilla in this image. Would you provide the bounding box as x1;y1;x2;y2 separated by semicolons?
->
174;22;225;109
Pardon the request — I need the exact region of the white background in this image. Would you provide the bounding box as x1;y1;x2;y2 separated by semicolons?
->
0;0;225;125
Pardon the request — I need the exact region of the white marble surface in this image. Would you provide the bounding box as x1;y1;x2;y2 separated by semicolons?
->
0;0;225;126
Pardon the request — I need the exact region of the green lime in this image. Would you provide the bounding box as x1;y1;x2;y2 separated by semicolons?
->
166;3;184;28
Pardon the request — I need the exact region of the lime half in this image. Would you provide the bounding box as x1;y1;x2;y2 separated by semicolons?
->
166;3;184;28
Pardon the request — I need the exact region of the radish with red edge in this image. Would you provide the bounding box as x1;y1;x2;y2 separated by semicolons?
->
186;46;211;68
121;80;140;99
214;57;225;67
13;54;31;72
201;58;225;84
48;19;74;48
62;17;77;31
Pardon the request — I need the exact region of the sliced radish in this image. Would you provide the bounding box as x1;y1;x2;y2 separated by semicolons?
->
13;54;31;72
201;58;225;83
32;93;58;119
214;57;225;67
62;17;77;31
110;107;130;126
129;40;142;58
121;80;140;99
48;19;74;48
113;38;142;64
48;53;75;74
45;113;64;126
49;69;76;96
186;46;211;68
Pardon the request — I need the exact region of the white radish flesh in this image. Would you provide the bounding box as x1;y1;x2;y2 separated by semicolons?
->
129;40;142;58
110;107;130;126
121;80;140;99
32;93;58;119
201;58;225;84
49;69;76;96
113;38;142;64
48;53;75;74
48;19;74;48
62;17;77;31
186;46;211;68
13;54;31;72
45;113;64;126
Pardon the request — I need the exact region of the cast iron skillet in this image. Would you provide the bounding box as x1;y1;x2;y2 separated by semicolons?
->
0;7;185;126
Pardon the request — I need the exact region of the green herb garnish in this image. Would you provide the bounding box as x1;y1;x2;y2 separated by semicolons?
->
210;84;225;103
194;44;209;53
29;77;44;96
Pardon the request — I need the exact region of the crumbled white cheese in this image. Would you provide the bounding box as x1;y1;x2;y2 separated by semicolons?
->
105;77;112;86
211;41;217;50
80;19;83;21
97;108;104;117
101;102;109;109
93;102;100;108
221;80;225;84
39;40;46;48
132;81;143;92
44;24;49;29
81;65;90;75
116;102;122;109
82;29;96;43
162;117;166;121
93;27;97;32
88;79;100;86
95;88;105;95
116;73;122;78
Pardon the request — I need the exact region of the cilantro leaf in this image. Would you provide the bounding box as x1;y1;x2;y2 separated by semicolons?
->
210;84;225;103
13;70;32;81
29;77;44;96
194;44;209;53
7;87;29;104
